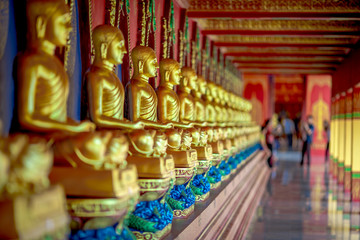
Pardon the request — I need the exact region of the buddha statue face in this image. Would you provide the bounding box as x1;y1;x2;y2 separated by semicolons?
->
160;59;181;86
230;94;236;108
131;46;159;79
223;90;230;105
217;85;225;105
198;77;207;96
207;82;217;101
181;67;197;91
27;0;72;47
0;150;9;193
93;25;126;65
204;81;214;102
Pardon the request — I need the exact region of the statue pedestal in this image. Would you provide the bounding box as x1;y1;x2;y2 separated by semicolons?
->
193;145;213;174
167;149;197;219
49;165;139;198
167;149;197;185
67;197;134;230
0;185;69;239
127;155;175;201
210;141;224;166
50;165;140;232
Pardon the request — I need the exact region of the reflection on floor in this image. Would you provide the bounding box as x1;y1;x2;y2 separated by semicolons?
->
247;151;334;240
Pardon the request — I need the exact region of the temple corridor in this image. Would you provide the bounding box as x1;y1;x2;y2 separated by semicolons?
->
248;152;335;240
1;0;360;239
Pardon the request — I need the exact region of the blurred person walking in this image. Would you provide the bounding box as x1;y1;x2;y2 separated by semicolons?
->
283;116;295;151
300;115;314;166
261;119;274;168
324;120;330;162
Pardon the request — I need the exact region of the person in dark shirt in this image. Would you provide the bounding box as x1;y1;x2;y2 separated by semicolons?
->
300;115;314;166
261;119;274;168
324;120;330;162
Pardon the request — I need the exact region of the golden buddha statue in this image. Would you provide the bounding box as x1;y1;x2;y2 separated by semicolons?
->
157;59;197;181
202;81;224;165
203;81;217;124
85;25;144;130
190;75;212;174
16;2;138;235
125;46;172;129
16;0;95;135
155;59;198;218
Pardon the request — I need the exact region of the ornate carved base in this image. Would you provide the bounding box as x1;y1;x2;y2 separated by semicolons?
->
195;191;210;202
127;155;175;179
210;141;224;166
174;167;196;185
138;177;173;201
193;145;213;175
49;165;139;198
0;185;69;239
169;149;197;185
67;196;135;230
173;204;195;219
132;223;172;240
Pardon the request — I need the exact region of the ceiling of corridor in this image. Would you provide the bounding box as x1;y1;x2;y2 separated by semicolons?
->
181;0;360;74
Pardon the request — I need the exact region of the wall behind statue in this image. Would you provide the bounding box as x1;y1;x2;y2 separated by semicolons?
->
305;75;331;150
243;74;272;125
332;46;360;96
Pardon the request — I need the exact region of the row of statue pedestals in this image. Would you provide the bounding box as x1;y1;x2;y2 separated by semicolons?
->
0;1;261;239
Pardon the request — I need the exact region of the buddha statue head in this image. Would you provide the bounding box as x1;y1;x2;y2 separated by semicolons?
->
93;25;126;67
159;58;181;87
27;0;72;50
216;85;224;105
180;67;197;92
206;81;216;102
223;89;230;107
230;93;236;109
198;76;207;96
131;46;158;79
104;132;129;169
192;75;205;98
0;149;9;194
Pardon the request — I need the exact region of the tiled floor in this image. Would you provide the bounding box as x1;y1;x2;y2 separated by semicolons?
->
247;151;333;240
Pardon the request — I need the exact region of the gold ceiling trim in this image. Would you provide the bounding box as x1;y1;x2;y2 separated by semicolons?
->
222;46;349;52
223;48;346;55
197;19;360;31
189;0;360;12
212;35;356;44
234;63;339;68
239;69;333;74
232;56;344;62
